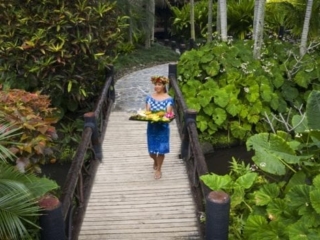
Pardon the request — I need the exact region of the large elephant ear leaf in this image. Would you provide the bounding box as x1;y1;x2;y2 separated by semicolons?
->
246;133;301;176
234;172;258;189
306;90;320;130
292;115;308;133
200;173;232;191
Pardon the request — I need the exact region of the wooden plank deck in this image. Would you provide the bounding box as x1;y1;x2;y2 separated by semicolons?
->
79;111;201;240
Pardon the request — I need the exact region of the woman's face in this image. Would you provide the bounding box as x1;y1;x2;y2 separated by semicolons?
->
154;82;165;93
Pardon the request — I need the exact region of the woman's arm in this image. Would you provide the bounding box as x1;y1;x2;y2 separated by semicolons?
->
146;95;151;111
166;97;174;113
146;103;151;112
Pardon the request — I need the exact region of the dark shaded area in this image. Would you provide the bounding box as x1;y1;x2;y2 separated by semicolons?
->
205;145;254;175
41;162;71;188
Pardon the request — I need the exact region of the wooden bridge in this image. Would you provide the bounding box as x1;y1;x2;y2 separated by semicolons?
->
78;112;200;239
59;63;210;240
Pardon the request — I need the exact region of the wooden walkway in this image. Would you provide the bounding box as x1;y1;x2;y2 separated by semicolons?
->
79;111;200;240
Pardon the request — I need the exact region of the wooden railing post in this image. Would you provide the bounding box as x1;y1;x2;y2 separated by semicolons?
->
39;194;66;240
106;65;115;102
84;112;102;161
168;63;177;80
181;109;197;160
206;191;230;240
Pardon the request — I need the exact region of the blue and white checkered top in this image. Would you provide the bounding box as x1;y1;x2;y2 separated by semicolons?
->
146;95;173;112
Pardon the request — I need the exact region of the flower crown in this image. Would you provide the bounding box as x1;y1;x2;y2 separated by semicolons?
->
151;75;169;85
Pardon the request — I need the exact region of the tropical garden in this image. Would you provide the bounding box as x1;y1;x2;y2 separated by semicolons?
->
171;0;320;239
0;0;320;239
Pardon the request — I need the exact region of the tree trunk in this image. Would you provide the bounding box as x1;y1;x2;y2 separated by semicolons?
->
300;0;313;57
219;0;228;42
127;1;133;44
216;0;221;35
253;0;260;40
190;0;195;41
207;0;213;43
144;0;152;48
253;0;266;59
151;0;155;44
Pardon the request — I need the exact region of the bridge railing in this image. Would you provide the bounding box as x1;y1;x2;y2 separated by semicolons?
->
168;63;210;238
59;66;115;240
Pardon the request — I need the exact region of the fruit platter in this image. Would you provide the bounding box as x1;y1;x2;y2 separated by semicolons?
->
129;110;175;123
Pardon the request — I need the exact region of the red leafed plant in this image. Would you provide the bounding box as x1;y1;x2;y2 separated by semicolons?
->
0;89;60;172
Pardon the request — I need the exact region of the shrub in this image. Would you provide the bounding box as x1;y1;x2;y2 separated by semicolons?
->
177;39;320;144
0;89;59;172
0;0;126;113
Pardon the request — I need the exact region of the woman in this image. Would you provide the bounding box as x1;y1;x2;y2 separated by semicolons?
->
146;76;174;180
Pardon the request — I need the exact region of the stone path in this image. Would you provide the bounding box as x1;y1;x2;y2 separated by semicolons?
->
113;63;172;112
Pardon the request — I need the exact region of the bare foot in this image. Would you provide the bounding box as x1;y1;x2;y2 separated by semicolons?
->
153;161;157;170
154;170;162;180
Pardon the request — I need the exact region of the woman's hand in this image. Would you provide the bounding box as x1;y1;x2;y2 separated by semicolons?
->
165;112;174;119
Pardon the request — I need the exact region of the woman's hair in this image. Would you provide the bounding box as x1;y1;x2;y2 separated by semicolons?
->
151;76;169;85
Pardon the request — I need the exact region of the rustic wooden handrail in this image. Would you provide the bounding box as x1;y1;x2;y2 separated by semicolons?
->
169;63;210;239
59;66;115;240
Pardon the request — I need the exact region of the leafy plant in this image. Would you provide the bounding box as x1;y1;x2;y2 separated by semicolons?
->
0;117;21;162
177;39;320;145
170;0;211;41
227;0;255;39
55;118;83;163
0;0;126;113
0;89;59;172
0;163;59;240
200;90;320;239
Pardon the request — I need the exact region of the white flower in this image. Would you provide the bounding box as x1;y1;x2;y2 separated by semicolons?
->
259;162;266;168
244;87;250;93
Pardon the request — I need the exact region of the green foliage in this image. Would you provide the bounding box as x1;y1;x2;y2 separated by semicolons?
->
0;0;126;112
248;90;320;176
178;39;320;145
0;163;58;240
0;117;21;162
0;89;59;172
170;0;212;40
113;43;179;75
284;0;320;39
56;117;83;163
201;90;320;239
228;0;255;39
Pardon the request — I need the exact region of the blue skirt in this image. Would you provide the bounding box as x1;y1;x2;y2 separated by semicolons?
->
147;122;170;155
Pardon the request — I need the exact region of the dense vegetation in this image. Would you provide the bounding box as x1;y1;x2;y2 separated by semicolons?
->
0;0;320;239
0;0;125;114
178;39;320;146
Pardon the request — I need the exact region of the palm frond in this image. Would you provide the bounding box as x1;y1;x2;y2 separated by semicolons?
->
0;163;59;198
0;163;59;239
0;189;39;240
0;117;21;162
